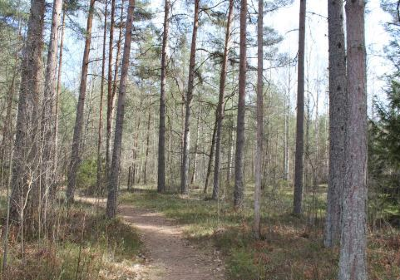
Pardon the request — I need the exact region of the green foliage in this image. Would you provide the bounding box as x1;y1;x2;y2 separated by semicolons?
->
77;158;97;189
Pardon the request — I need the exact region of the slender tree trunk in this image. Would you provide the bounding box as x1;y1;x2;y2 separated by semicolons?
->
204;121;217;193
253;0;263;238
10;0;45;223
324;0;347;248
66;0;96;203
54;10;66;191
191;113;200;185
106;0;117;175
293;0;306;216
41;0;63;189
227;118;233;184
283;88;289;181
112;0;124;102
157;0;170;193
338;1;367;279
234;0;248;209
144;111;151;185
181;0;200;195
212;0;234;200
106;0;135;218
96;0;108;194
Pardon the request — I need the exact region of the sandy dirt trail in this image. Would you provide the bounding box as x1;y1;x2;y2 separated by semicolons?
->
119;205;225;280
80;197;225;280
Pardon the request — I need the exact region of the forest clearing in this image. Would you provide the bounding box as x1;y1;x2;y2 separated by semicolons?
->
0;0;400;279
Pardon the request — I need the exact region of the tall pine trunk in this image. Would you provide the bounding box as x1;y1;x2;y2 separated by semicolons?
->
157;0;170;193
10;0;46;223
324;0;347;248
66;0;96;203
234;0;247;209
338;1;367;279
253;0;263;238
106;0;135;218
212;0;234;200
293;0;306;215
96;0;108;193
106;0;117;175
181;0;200;195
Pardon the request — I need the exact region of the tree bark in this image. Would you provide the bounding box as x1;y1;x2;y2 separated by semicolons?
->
293;0;306;216
41;0;63;191
204;120;217;193
234;0;247;209
106;0;117;175
66;0;96;203
144;111;151;185
253;0;263;238
96;0;108;194
212;0;234;200
181;0;200;195
157;0;170;193
106;0;135;218
10;0;45;222
338;1;367;279
324;0;347;248
54;10;66;190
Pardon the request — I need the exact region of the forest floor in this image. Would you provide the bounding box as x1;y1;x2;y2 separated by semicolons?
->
80;196;225;280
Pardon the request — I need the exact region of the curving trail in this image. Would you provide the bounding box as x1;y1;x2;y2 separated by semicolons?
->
119;205;225;280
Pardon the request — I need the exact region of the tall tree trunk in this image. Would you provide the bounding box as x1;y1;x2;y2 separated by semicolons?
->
112;0;124;103
54;10;66;189
234;0;247;209
181;0;200;195
66;0;96;203
324;0;347;248
106;0;135;218
106;0;117;175
293;0;306;216
191;113;200;185
338;1;367;279
203;121;217;193
283;87;289;181
227;118;233;184
10;0;45;223
41;0;63;191
212;0;234;200
157;0;170;193
253;0;263;238
96;0;108;194
144;111;151;185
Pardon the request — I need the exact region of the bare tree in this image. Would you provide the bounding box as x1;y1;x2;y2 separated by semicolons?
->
106;0;135;218
253;0;263;238
157;0;170;193
181;0;200;195
324;0;347;248
293;0;306;216
212;0;234;200
338;1;367;279
234;0;247;209
66;0;96;203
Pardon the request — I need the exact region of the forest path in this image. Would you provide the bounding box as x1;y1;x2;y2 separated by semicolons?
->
119;204;226;280
79;197;225;280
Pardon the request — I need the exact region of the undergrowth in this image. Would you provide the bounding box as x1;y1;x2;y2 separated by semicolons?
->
0;201;143;280
121;185;400;280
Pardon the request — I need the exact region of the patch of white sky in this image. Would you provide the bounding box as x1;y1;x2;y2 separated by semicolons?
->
60;0;393;117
